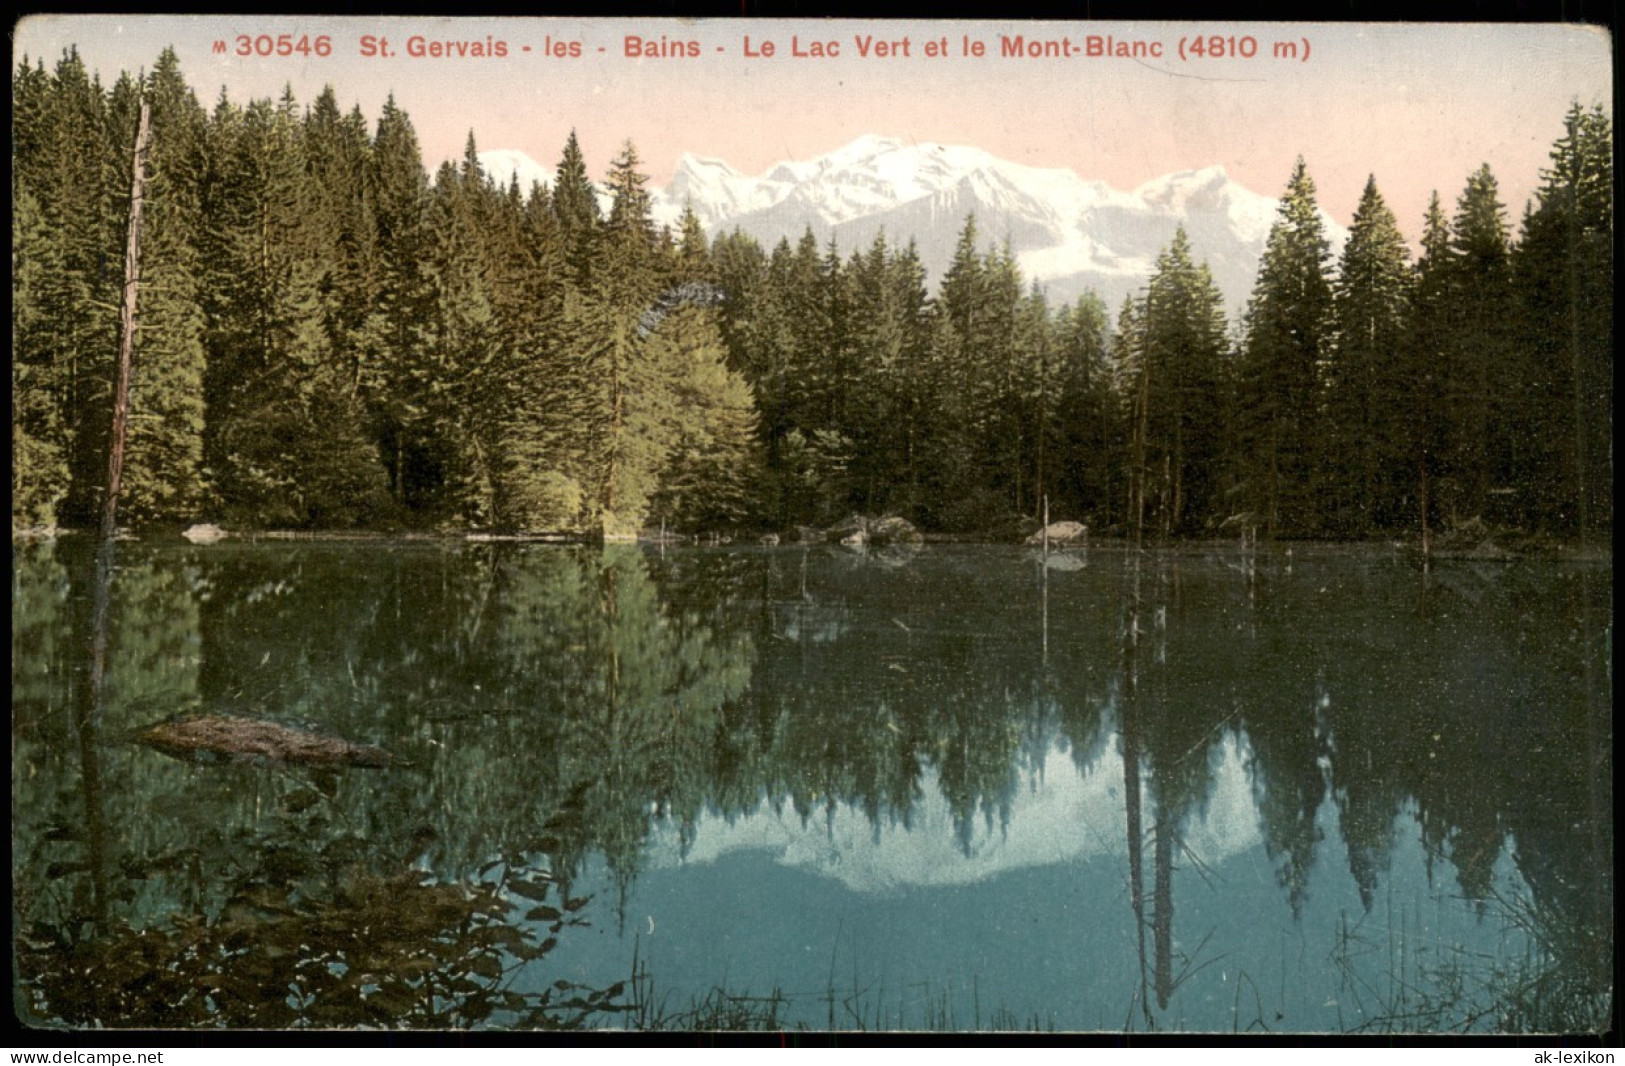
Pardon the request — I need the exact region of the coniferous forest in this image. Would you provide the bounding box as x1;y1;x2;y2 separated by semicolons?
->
11;49;1614;541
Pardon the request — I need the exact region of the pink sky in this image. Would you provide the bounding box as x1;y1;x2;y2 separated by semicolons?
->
13;16;1613;235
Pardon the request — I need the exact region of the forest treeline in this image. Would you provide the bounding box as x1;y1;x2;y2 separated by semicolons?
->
11;49;1613;539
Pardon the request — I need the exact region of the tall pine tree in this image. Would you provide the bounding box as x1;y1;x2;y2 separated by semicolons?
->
1327;176;1414;534
1138;229;1228;536
1238;159;1335;536
1409;193;1452;544
1515;103;1613;534
1438;165;1515;525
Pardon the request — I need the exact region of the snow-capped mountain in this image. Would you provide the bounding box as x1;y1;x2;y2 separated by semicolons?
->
477;149;553;195
477;136;1348;315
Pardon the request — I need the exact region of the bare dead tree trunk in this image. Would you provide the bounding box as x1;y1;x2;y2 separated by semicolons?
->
1133;347;1151;550
101;98;150;543
75;94;149;930
1122;554;1150;1023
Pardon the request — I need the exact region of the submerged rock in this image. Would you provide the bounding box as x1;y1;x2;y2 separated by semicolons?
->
1424;518;1556;561
1039;551;1087;571
138;715;396;768
871;543;923;568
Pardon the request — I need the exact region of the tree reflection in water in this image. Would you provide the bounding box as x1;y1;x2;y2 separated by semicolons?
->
10;539;1612;1032
18;790;622;1028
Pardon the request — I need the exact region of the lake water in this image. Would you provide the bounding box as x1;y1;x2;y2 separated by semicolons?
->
11;538;1612;1032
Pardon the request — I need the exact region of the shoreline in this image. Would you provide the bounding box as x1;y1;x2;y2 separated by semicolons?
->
12;524;1613;562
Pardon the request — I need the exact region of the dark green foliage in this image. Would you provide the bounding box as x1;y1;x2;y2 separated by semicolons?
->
1046;293;1118;526
115;54;210;523
1514;103;1613;535
1409;194;1453;542
9;51;1607;541
16;774;623;1029
1126;229;1230;538
1439;165;1516;525
552;129;601;288
1326;177;1415;535
1237;159;1336;537
361;95;437;515
13;50;120;528
646;308;760;531
199;87;389;528
12;185;73;527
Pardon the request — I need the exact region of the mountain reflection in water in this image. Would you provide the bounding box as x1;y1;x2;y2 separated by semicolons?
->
11;540;1612;1032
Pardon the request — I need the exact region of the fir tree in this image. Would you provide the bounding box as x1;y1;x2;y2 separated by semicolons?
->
26;50;121;525
1410;193;1452;544
418;142;500;523
1139;229;1228;536
646;307;761;531
11;57;77;525
1328;176;1414;534
1439;164;1514;524
201;89;362;525
303;89;382;401
1515;103;1613;534
484;162;572;531
361;95;434;511
1238;158;1335;536
672;205;712;285
979;243;1025;514
1016;283;1055;516
552;130;601;288
113;54;210;522
780;228;834;443
1048;293;1117;526
11;185;72;527
567;141;671;536
1111;295;1146;529
928;215;1019;528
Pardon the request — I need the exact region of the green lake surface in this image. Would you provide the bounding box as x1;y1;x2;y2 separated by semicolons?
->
11;539;1613;1032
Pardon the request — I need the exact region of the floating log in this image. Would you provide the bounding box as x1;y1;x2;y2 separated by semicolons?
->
137;716;396;768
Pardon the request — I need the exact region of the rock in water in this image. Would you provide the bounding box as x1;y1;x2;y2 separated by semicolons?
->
825;513;922;547
869;515;923;545
182;523;227;544
138;716;395;767
825;514;870;543
1024;521;1088;546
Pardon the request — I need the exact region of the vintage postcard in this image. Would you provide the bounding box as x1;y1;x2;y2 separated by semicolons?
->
11;16;1612;1036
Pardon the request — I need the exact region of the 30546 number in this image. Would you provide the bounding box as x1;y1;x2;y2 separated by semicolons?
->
234;34;333;58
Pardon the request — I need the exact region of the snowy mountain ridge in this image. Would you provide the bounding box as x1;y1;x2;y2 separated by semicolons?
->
475;136;1348;315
